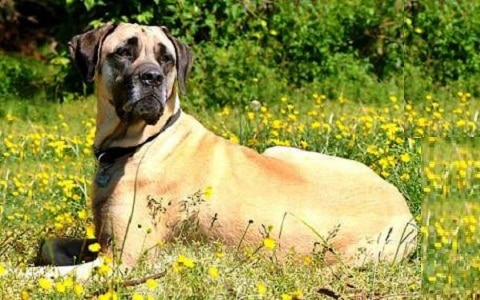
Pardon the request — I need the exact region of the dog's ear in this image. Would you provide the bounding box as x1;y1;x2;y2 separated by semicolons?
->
161;26;193;94
69;23;117;83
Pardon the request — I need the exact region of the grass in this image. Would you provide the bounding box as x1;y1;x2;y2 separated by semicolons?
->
421;139;480;297
0;88;478;298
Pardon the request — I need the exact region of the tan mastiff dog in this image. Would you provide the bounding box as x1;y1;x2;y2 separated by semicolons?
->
36;23;416;274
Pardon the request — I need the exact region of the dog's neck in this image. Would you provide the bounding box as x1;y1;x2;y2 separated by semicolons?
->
93;92;181;154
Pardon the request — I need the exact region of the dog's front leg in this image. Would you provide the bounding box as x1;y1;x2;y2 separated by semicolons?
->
93;192;169;267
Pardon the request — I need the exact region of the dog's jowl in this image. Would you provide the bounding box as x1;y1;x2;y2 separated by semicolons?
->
40;23;417;270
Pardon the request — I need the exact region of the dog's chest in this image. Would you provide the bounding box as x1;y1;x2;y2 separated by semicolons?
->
92;155;181;206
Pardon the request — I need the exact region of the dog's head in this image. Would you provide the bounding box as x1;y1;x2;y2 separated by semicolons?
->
69;23;192;125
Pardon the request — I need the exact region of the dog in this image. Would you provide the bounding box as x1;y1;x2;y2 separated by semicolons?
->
32;23;416;277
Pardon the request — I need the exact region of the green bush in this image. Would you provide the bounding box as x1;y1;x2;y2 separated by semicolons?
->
266;1;404;83
186;39;289;107
0;55;43;98
0;53;77;102
405;1;480;83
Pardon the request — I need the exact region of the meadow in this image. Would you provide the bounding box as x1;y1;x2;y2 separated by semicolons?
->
0;89;479;299
421;139;480;296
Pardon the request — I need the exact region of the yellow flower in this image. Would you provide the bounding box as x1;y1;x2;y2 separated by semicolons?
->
469;224;476;233
282;290;303;300
263;237;276;250
299;140;309;149
132;293;144;300
271;119;283;129
146;278;158;290
400;153;411;163
55;282;66;293
88;242;101;252
97;262;112;276
74;283;84;296
38;277;53;290
366;145;379;156
220;106;231;116
456;119;466;127
281;294;292;300
208;266;219;280
174;254;195;272
63;277;74;288
400;173;410;182
77;209;88;220
257;282;267;295
229;135;239;144
204;186;213;200
5;113;17;122
471;257;480;269
303;255;312;265
0;264;5;275
86;224;96;239
181;255;195;268
98;290;118;300
310;121;321;129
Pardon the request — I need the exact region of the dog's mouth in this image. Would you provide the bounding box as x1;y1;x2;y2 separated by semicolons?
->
115;81;168;125
122;89;166;125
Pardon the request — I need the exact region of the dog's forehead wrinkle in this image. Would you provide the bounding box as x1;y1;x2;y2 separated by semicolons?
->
103;25;174;59
109;36;140;55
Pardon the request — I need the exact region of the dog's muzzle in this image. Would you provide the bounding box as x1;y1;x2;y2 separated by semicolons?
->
115;63;167;125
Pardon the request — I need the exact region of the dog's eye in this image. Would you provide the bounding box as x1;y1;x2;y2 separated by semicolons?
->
116;48;133;58
161;54;174;64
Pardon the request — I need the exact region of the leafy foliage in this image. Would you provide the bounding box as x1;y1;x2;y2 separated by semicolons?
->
0;55;43;98
406;1;480;83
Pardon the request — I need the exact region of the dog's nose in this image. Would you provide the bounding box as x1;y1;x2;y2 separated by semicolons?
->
140;70;163;86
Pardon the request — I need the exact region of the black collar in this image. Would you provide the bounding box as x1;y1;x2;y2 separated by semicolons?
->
94;109;182;165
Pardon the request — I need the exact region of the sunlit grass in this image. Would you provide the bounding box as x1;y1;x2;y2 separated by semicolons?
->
0;90;479;298
421;139;480;297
